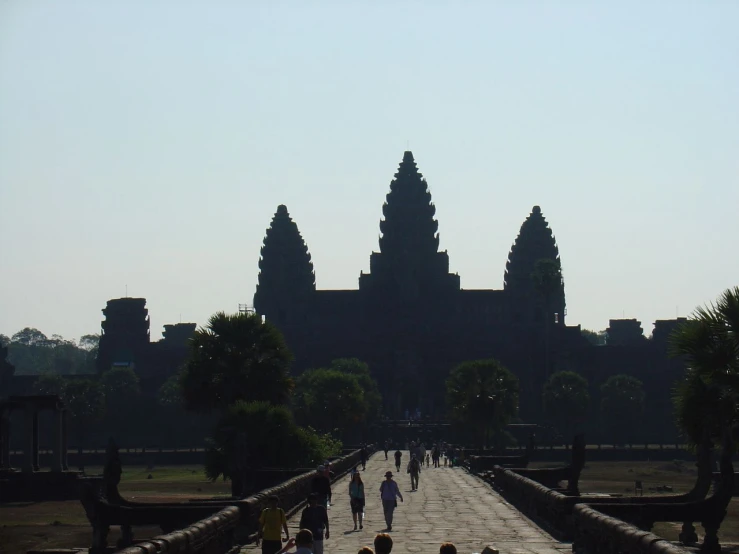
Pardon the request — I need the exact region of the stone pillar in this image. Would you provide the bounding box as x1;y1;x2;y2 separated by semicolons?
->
32;409;40;471
23;405;35;473
51;409;63;472
0;414;10;469
61;410;69;471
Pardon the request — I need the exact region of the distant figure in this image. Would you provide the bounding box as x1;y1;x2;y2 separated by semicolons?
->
311;466;331;509
299;493;329;554
384;440;390;460
375;532;394;554
404;409;409;420
360;445;369;470
394;449;402;472
257;495;289;554
379;471;403;531
349;471;365;530
407;454;421;491
425;452;430;467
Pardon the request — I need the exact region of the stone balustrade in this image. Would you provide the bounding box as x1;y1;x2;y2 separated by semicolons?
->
572;504;689;554
105;446;368;554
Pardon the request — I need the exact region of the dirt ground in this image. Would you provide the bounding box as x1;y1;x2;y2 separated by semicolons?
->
533;459;739;544
0;466;231;554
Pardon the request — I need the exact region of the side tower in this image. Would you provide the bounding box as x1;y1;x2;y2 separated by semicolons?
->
253;205;315;326
504;206;565;326
96;297;150;373
359;151;459;301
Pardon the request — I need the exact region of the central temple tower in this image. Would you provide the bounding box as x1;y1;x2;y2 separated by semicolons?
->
359;151;460;301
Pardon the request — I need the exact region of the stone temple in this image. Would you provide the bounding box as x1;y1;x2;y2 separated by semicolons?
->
253;151;581;419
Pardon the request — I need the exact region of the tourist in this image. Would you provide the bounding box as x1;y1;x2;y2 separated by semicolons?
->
349;471;365;530
407;453;421;491
311;465;331;509
257;495;289;554
358;548;374;554
425;452;430;468
439;542;457;554
275;529;313;554
379;471;403;531
374;532;394;554
299;493;329;554
393;448;402;472
360;445;369;470
384;440;389;460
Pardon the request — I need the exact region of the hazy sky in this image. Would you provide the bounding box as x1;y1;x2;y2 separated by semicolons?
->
1;1;738;342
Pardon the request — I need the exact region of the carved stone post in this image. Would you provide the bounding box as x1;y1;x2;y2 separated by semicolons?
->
0;413;10;469
61;410;69;471
23;404;35;473
32;409;40;471
51;408;63;472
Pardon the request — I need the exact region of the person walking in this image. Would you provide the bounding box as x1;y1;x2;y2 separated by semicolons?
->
299;493;329;554
360;445;369;471
407;454;421;491
384;440;390;460
257;495;289;554
349;471;365;530
311;466;331;509
393;449;402;472
379;471;403;531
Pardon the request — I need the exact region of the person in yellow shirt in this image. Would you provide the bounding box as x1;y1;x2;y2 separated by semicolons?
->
257;495;290;554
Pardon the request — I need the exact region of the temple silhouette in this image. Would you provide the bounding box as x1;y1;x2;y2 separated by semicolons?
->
253;151;577;419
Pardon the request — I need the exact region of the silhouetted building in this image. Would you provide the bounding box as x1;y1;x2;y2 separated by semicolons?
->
96;299;195;393
253;151;574;418
606;319;646;346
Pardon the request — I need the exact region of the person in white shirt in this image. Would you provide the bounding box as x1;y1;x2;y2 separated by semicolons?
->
379;471;404;531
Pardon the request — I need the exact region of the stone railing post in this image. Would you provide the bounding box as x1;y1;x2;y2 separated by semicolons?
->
32;409;40;471
61;410;69;471
0;414;10;469
22;404;35;472
51;408;63;472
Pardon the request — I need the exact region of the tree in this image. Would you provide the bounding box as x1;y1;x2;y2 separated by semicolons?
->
446;359;519;449
293;368;367;437
204;401;341;496
0;334;10;347
64;379;106;451
327;358;382;421
542;371;589;443
180;312;293;413
581;329;607;346
600;374;645;444
33;373;66;396
11;328;48;346
158;374;183;408
100;367;141;440
671;287;739;464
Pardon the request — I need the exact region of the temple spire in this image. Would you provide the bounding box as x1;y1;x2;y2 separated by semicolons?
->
359;151;459;297
254;205;315;319
505;205;565;323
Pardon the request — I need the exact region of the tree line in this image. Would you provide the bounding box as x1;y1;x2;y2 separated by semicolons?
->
0;328;99;375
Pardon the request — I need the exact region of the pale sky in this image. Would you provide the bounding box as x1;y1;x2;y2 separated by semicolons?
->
1;1;738;342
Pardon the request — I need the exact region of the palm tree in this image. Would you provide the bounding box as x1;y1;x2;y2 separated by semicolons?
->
446;359;519;450
180;311;294;413
670;286;739;551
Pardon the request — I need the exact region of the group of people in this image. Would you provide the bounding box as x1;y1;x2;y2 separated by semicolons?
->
257;443;460;554
272;529;458;554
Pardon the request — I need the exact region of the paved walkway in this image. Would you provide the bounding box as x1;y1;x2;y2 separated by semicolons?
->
246;451;568;554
